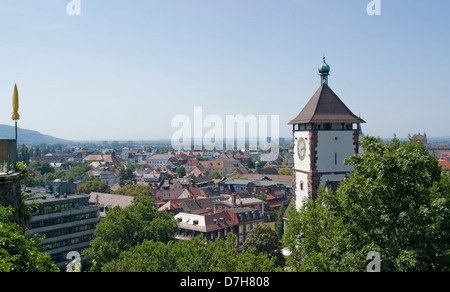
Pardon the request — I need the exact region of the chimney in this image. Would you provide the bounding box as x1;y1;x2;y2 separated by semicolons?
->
231;194;236;206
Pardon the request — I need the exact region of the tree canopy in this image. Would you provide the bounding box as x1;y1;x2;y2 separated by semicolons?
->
102;235;277;272
283;136;450;272
112;184;151;197
176;166;186;178
243;224;285;267
83;196;178;268
0;206;58;272
77;180;109;194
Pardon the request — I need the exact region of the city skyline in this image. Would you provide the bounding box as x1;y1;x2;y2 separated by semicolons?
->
0;1;449;141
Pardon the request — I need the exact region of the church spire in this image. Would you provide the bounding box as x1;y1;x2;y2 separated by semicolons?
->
318;56;330;85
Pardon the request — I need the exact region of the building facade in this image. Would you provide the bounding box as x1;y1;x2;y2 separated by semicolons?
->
175;207;264;247
25;193;100;271
289;57;365;210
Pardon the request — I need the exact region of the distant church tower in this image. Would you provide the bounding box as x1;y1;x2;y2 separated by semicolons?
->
289;57;365;210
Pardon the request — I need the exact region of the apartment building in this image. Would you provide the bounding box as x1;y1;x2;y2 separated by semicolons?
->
25;193;100;271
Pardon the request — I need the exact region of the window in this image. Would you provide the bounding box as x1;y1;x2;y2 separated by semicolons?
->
239;225;243;234
335;152;337;165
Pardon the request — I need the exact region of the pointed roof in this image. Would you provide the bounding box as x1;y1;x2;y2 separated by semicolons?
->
289;84;365;125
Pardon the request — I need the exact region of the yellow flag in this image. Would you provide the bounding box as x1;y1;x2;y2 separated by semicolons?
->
12;83;20;121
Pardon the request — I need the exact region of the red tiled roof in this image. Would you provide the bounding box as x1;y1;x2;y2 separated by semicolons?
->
84;154;104;161
199;160;223;168
439;159;450;170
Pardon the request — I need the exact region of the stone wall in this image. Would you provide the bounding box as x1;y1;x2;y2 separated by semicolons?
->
0;173;28;228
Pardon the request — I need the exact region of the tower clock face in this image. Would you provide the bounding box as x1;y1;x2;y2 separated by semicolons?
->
297;138;307;161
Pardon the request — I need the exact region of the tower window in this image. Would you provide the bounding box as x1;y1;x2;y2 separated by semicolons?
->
335;152;338;165
300;181;304;191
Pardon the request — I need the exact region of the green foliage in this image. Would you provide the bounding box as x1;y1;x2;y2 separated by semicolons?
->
15;162;29;181
0;206;58;272
283;136;450;272
24;161;93;187
243;224;285;267
113;184;151;197
83;196;178;268
29;161;54;175
275;204;286;239
78;180;109;194
176;166;186;178
119;163;135;181
18;144;31;165
102;235;277;272
278;168;291;176
250;159;267;169
210;171;222;180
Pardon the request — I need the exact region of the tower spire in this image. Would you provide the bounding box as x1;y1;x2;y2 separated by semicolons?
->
318;56;330;85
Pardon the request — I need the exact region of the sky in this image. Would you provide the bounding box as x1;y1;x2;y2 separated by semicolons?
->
0;0;449;142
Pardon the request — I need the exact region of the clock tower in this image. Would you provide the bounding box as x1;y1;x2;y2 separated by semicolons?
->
289;57;365;210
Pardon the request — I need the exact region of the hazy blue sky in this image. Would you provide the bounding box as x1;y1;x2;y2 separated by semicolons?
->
0;0;449;141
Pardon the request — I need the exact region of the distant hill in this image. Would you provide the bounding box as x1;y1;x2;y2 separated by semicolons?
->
0;125;70;146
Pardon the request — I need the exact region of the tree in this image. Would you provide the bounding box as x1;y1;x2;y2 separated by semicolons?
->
176;166;186;178
18;144;30;165
29;161;54;175
211;171;222;180
283;136;450;272
83;196;178;268
243;224;285;267
250;159;267;169
77;180;109;194
102;235;277;272
113;184;151;197
0;206;58;272
275;204;286;239
119;163;135;181
278;168;291;176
